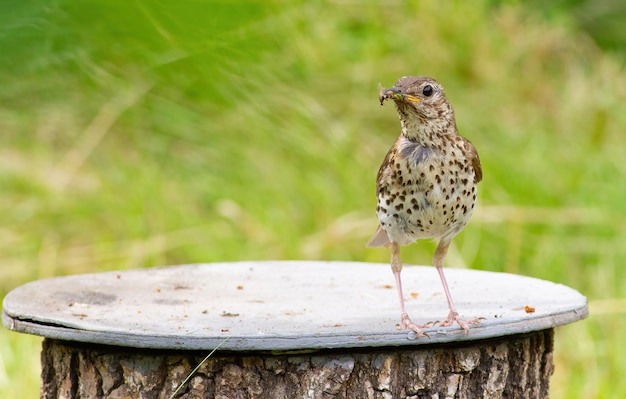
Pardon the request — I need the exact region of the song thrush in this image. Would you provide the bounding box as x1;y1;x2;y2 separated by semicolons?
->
367;76;482;338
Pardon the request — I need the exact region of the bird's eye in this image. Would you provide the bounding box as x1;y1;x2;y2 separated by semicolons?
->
422;85;433;97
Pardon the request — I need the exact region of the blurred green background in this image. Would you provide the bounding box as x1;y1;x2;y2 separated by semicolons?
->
1;0;625;397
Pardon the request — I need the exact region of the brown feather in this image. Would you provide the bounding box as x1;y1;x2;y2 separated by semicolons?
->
366;225;391;247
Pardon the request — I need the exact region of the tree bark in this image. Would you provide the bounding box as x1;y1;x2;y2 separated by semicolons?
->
41;329;553;399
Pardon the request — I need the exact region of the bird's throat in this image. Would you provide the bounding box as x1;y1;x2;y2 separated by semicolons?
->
400;118;456;147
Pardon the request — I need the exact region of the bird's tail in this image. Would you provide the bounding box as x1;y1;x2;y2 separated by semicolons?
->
366;226;391;248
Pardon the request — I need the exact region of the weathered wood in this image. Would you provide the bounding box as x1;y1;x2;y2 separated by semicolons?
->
40;329;554;399
2;261;588;350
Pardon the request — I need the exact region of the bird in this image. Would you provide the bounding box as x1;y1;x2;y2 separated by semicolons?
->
367;76;482;338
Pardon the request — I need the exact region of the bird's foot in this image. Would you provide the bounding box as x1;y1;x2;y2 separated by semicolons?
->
397;312;430;338
436;310;482;334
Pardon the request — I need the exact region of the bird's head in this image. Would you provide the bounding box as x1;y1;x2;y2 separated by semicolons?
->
379;76;456;139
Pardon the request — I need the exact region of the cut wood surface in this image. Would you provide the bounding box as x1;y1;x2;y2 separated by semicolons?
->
2;261;587;350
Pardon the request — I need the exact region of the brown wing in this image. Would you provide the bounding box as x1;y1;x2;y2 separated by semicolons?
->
463;138;483;184
368;139;401;248
374;137;401;192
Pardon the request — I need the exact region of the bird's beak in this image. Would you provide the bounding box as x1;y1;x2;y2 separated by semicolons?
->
379;87;420;106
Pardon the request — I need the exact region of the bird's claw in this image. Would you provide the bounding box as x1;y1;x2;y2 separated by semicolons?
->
434;311;482;334
397;313;430;339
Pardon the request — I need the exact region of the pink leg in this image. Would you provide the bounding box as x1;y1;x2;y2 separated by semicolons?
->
433;240;479;334
391;242;429;338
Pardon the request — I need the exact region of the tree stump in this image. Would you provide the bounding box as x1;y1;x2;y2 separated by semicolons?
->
2;261;587;398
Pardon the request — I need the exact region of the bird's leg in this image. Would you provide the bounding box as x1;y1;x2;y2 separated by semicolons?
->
391;242;429;338
433;240;479;333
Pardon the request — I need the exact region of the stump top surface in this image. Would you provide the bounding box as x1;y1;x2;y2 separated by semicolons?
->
2;261;587;350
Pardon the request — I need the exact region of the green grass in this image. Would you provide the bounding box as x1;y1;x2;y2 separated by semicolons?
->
1;1;626;397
